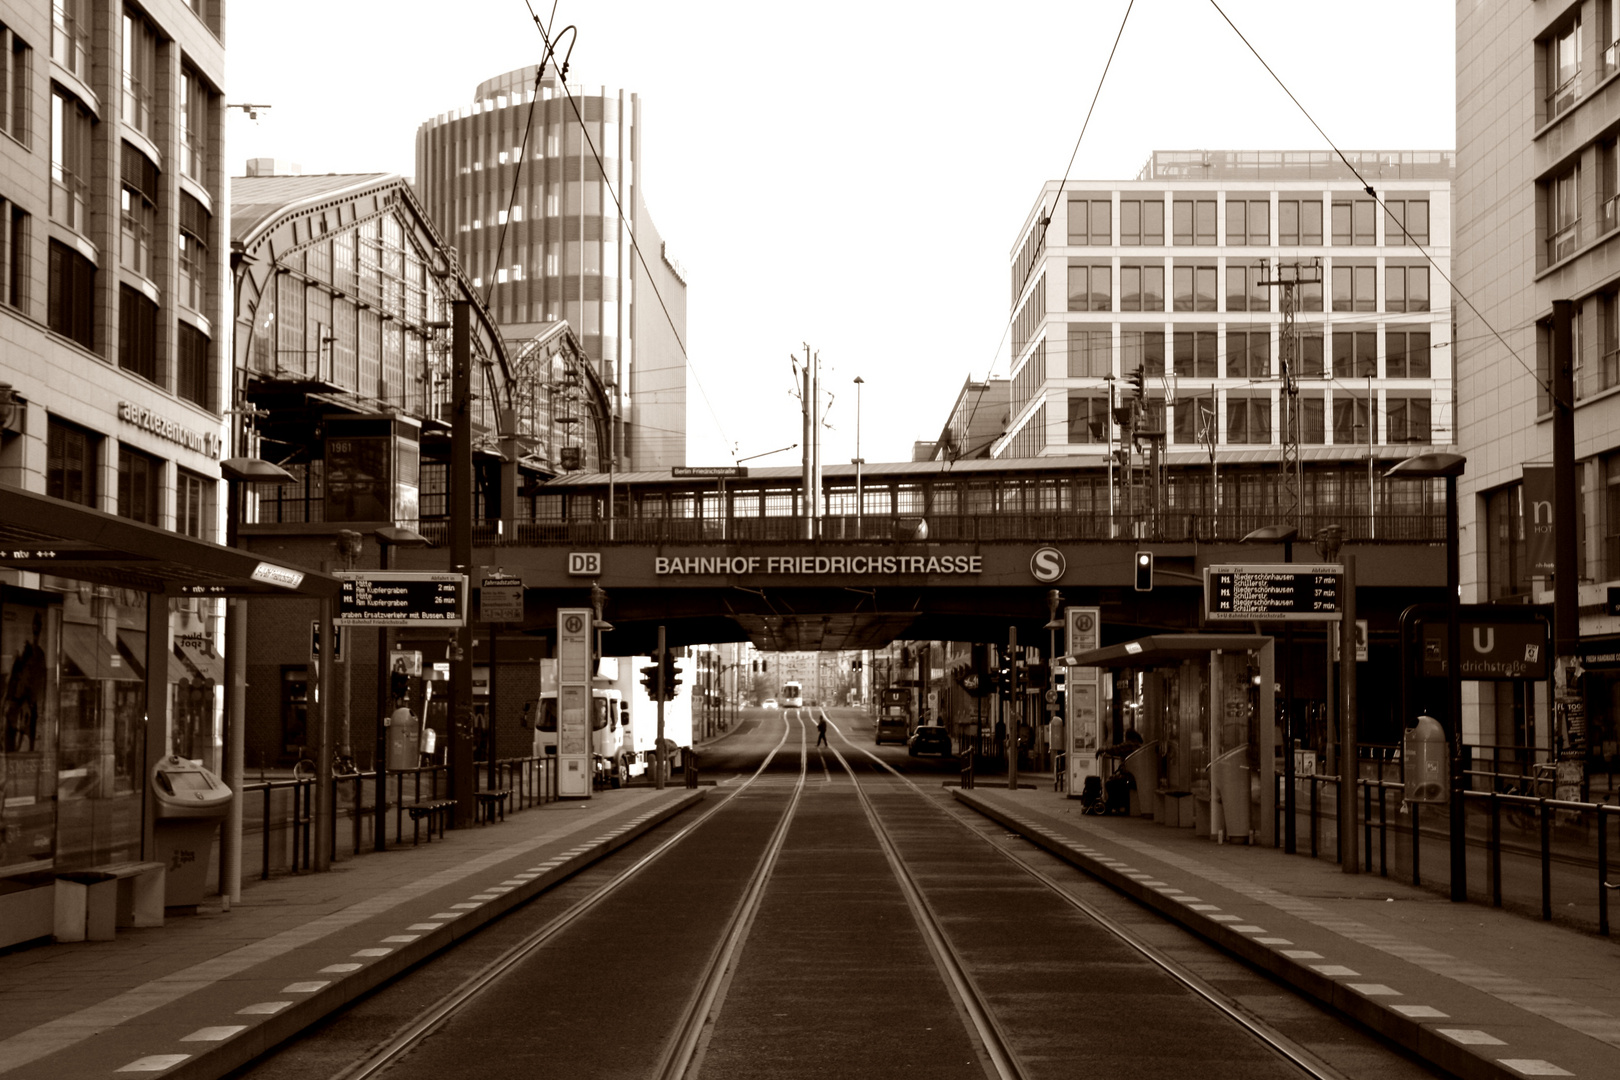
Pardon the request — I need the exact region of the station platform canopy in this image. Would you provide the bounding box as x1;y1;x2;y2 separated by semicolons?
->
1066;633;1271;669
0;484;340;597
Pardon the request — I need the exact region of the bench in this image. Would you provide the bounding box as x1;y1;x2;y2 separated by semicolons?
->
474;790;511;824
54;861;165;942
406;799;456;844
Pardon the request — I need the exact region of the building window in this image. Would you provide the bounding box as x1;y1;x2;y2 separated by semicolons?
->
1226;393;1272;445
1386;395;1432;444
2;198;27;311
119;285;158;384
50;87;92;233
121;142;157;279
1386;265;1430;312
178;191;209;311
177;321;209;407
1119;264;1163;311
1011;341;1045;418
1066;261;1111;311
180;67;210;184
1382;198;1431;245
1172;393;1215;446
1332;392;1370;444
1173;329;1218;376
1225;199;1269;245
1547;14;1583;119
1122;329;1165;376
1120;199;1163;245
1331;198;1377;245
1298;331;1325;377
2;25;31;145
1067;198;1111;245
118;443;160;524
1278;200;1323;245
1331;263;1377;312
1331;329;1378;377
1297;391;1326;443
1386;330;1432;378
1067;392;1110;444
1485;484;1530;600
1067;327;1110;377
1605;454;1620;581
122;8;156;139
51;0;91;81
176;469;208;538
1172;199;1216;245
1226;330;1270;379
1172;265;1217;311
47;417;97;505
1226;263;1267;312
47;238;94;349
1548;164;1580;264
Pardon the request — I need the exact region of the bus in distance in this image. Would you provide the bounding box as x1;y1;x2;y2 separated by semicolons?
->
780;680;804;708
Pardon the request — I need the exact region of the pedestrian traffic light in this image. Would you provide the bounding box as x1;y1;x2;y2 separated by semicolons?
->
1128;365;1146;402
661;651;682;699
640;663;660;697
1134;550;1154;592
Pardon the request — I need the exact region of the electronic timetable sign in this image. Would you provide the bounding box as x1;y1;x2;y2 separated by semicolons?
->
1204;564;1343;623
336;572;467;626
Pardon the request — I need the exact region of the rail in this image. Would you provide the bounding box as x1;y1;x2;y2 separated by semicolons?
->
235;756;560;883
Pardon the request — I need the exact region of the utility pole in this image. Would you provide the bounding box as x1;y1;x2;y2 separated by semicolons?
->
1259;260;1322;528
799;350;813;540
1551;300;1585;801
449;300;475;828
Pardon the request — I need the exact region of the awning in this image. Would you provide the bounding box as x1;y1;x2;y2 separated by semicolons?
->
115;629;190;684
62;623;139;682
174;637;224;683
1066;633;1272;670
0;483;341;597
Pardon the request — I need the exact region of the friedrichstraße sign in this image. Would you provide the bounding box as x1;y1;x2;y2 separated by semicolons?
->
672;466;748;478
337;571;467;625
654;553;984;576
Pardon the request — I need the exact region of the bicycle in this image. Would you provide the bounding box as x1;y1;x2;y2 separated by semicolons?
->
1502;762;1556;832
292;752;360;782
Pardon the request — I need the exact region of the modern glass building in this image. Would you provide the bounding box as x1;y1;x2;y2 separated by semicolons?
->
415;65;689;472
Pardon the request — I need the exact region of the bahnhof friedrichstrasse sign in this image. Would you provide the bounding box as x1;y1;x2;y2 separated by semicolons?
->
653;553;985;576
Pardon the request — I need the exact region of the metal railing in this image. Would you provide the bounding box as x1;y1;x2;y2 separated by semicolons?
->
235;756;560;882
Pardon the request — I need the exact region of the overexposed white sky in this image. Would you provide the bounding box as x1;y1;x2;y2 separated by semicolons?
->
229;0;1455;468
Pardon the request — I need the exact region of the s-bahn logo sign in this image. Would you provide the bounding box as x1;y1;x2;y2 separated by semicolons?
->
653;553;984;576
1029;547;1065;583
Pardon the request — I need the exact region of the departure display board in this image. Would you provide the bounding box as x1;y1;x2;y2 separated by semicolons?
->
1204;564;1342;622
336;572;467;626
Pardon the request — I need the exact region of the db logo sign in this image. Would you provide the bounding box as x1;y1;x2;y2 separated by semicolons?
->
1030;547;1065;583
568;552;601;576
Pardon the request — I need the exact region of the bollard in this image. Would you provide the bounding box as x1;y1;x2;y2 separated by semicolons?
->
961;746;975;790
684;748;699;789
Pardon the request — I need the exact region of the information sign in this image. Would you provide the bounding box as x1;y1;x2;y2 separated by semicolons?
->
1204;564;1342;622
336;572;467;626
479;572;524;623
672;466;748;478
556;607;593;798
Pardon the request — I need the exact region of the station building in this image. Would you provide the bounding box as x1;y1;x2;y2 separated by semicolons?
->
1455;1;1620;777
988;149;1455;525
414;65;688;473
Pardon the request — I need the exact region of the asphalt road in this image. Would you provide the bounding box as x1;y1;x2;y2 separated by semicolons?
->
231;705;1443;1080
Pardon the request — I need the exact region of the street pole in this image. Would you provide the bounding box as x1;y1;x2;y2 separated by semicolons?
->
1008;625;1020;791
854;375;864;539
449;299;475;828
374;540;391;853
801;355;813;541
315;587;334;871
656;624;667;790
1340;554;1359;873
1283;536;1296;856
1446;471;1465;901
1551;298;1584;802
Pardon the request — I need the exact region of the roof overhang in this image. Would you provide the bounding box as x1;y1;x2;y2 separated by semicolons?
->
0;484;340;598
1067;633;1271;669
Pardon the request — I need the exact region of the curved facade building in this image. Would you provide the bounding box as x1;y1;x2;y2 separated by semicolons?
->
415;66;687;471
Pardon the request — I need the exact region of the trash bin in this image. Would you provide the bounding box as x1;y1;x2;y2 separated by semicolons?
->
386;707;421;770
151;755;231;908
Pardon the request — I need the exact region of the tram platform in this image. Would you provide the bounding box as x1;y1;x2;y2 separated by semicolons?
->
0;786;705;1080
957;784;1620;1080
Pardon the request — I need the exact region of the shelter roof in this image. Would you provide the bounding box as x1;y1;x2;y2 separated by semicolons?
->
1067;633;1271;669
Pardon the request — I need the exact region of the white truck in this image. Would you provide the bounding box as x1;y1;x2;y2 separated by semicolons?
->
525;655;692;786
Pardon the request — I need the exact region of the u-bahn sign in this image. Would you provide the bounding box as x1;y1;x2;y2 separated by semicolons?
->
1204;564;1342;622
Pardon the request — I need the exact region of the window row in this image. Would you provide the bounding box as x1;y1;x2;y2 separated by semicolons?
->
46;416;214;537
1064;327;1433;380
1064;195;1430;248
1066;260;1431;313
1;22;31;145
1066;389;1433;446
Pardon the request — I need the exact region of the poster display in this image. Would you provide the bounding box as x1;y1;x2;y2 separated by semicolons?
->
1065;606;1101;798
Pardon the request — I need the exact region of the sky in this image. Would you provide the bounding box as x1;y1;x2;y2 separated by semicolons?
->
228;0;1456;470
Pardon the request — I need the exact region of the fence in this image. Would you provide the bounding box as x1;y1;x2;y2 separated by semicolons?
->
234;756;560;882
1272;750;1620;936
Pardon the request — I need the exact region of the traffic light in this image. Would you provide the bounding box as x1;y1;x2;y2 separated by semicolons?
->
661;651;682;699
640;663;660;698
1128;365;1146;402
1134;550;1154;592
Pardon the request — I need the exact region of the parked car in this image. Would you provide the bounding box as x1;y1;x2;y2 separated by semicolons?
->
908;725;952;757
761;699;778;709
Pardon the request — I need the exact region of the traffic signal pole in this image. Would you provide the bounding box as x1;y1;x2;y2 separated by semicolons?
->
656;624;666;790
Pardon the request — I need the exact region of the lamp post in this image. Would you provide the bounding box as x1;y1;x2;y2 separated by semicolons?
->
1242;524;1298;853
372;525;428;852
853;375;865;538
1386;452;1467;902
219;456;295;899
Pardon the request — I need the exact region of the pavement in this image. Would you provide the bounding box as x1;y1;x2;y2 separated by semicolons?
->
955;783;1620;1080
0;784;705;1080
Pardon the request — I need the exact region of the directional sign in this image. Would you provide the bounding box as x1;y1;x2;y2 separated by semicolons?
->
672;466;748;478
479;572;524;623
336;571;467;626
1204;564;1342;622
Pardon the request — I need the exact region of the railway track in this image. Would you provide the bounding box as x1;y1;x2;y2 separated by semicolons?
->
237;708;1436;1080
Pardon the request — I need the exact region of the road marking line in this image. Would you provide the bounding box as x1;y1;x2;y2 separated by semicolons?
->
282;982;329;993
237;1002;293;1015
1281;950;1323;959
1232;925;1266;933
180;1026;247;1042
320;964;362;973
450;903;482;909
116;1055;190;1072
469;894;500;900
1311;965;1360;976
1256;937;1293;945
429;912;464;919
1187;904;1221;911
1438;1029;1506;1045
1495;1060;1572;1076
1209;914;1242;922
1347;983;1400;995
381;935;420;943
1393;1005;1448;1018
352;948;393;957
406;923;443;931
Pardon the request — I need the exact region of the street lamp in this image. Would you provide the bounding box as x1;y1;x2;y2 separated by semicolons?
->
1385;451;1467;902
1242;524;1299;854
853;376;865;538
